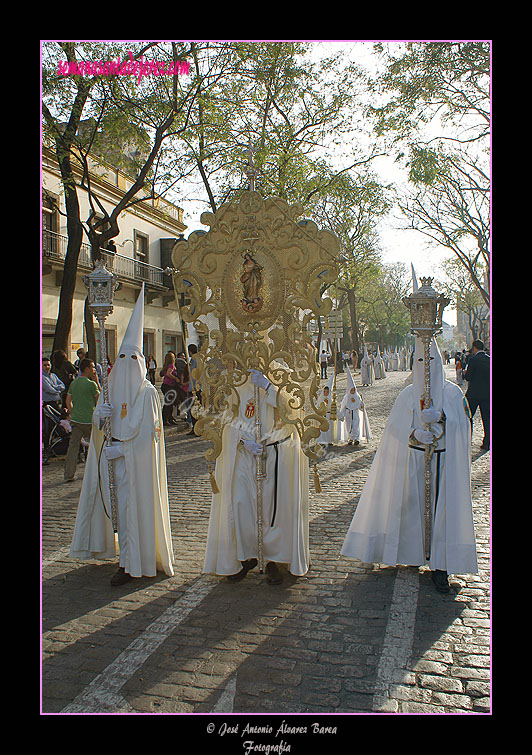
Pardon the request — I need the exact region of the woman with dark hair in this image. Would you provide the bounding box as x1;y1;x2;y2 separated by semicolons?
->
160;352;180;426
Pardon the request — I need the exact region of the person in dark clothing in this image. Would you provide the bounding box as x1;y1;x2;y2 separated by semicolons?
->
463;339;490;450
51;349;77;409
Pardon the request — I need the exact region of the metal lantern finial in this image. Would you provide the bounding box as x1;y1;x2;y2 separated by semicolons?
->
82;258;119;316
402;276;449;337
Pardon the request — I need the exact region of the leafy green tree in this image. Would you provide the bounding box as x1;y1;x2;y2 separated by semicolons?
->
173;41;384;213
438;257;489;343
312;170;392;354
366;41;490;306
42;41;203;356
369;41;490;144
357;262;412;347
398;144;490;306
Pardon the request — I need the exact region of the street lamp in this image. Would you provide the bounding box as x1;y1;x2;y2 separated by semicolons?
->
83;259;120;532
402;276;449;561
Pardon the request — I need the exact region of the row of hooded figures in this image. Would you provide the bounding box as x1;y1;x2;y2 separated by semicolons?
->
359;345;411;386
68;287;477;596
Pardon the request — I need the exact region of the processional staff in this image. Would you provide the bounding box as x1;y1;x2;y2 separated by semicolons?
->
83;259;120;533
402;277;449;561
244;142;267;574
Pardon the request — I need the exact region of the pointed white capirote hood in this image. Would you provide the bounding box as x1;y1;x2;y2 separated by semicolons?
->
345;365;360;397
411;263;419;292
120;283;145;352
107;285;148;440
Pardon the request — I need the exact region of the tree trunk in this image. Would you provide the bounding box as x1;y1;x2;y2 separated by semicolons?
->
52;148;83;355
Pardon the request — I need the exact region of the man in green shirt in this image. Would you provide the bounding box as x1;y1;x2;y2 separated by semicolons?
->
64;358;100;481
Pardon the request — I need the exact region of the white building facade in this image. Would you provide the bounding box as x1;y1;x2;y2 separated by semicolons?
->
42;145;188;370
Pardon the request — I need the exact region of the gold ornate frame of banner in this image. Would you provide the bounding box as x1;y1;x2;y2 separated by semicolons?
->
171;191;340;489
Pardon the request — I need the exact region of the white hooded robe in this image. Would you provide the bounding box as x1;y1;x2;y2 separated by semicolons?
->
339;368;371;443
374;347;386;380
317;373;348;445
69;288;174;578
202;377;309;577
360;346;375;386
341;338;477;575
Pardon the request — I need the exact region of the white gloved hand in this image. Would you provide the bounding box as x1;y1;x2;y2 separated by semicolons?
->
414;428;435;445
242;439;263;456
420;407;441;424
104;442;124;460
248;369;270;391
94;403;113;423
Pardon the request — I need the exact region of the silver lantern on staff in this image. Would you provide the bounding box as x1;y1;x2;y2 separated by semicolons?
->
83;259;120;532
402;277;449;561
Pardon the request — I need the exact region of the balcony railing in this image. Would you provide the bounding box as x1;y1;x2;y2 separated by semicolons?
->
42;229;168;288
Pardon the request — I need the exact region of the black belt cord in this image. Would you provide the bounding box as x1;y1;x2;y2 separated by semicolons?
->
271;443;279;527
434;451;441;516
98;439;111;522
265;436;290;528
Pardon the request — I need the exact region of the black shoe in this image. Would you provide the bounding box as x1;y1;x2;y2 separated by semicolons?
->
431;569;450;593
266;561;283;585
110;567;133;586
226;558;258;583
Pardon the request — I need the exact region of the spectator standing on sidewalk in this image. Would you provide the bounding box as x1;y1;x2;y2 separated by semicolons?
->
455;354;464;386
64;358;100;481
161;352;180;426
147;355;157;385
320;350;328;379
73;347;86;372
42;356;64;410
463;339;490;451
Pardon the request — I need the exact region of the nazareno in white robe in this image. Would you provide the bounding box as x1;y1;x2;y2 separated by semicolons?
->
69;381;175;579
317;377;348;445
317;399;349;445
202;379;309;577
360;347;375;386
338;390;371;443
341;340;477;575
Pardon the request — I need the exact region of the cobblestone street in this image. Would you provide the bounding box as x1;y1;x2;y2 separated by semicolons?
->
41;364;491;724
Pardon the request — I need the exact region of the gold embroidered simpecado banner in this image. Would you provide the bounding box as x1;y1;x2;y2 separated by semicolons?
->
171;190;340;467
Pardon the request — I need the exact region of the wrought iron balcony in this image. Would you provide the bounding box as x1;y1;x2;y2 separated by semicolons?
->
42;229;169;289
